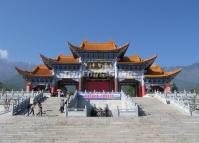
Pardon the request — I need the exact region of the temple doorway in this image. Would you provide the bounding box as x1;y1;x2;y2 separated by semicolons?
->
87;81;110;92
33;85;46;91
149;85;164;92
57;79;78;94
82;77;114;92
119;79;139;97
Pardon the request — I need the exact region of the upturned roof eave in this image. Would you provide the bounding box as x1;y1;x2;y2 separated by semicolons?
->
15;66;53;79
40;54;80;65
117;54;157;67
144;68;182;79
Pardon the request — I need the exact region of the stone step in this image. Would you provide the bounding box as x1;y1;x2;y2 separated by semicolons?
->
0;97;199;142
28;97;66;117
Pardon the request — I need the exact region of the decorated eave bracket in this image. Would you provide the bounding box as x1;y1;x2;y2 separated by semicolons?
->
144;78;168;85
25;77;53;83
52;64;81;71
78;52;120;62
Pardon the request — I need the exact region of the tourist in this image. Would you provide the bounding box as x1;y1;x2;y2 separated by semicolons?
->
37;102;42;116
104;104;109;117
57;89;62;97
29;102;36;116
65;98;68;107
91;104;97;116
26;103;31;116
66;93;70;102
60;99;65;113
97;107;103;117
61;91;64;97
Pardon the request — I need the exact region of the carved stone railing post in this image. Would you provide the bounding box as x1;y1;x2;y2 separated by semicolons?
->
65;104;68;117
117;106;120;117
11;103;14;116
84;105;87;117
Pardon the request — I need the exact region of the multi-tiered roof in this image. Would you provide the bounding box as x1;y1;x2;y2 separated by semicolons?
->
16;41;182;82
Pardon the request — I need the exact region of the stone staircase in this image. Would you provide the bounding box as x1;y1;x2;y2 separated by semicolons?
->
27;97;65;117
0;97;199;143
41;97;65;117
133;97;185;117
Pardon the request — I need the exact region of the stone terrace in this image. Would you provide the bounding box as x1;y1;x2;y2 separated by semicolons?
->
0;97;199;143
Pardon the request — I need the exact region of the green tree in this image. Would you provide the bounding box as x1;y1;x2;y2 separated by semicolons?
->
192;86;199;94
0;82;10;90
121;85;136;97
171;82;178;92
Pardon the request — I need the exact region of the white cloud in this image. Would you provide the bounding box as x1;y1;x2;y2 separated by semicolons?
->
0;49;8;59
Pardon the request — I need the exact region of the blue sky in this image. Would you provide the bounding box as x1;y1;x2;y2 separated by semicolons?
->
0;0;198;66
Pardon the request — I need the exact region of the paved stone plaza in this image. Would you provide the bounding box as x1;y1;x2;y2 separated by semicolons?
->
0;97;199;143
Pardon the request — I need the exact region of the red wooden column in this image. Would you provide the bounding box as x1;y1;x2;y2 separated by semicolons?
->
141;84;145;97
164;83;171;93
139;77;145;97
78;78;82;91
114;61;118;92
26;82;32;92
51;83;56;94
114;78;118;92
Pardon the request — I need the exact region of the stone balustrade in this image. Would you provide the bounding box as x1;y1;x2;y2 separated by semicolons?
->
12;91;44;115
153;91;199;116
65;91;87;117
0;90;44;116
119;91;139;117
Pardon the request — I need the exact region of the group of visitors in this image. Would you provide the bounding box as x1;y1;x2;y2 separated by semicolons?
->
25;89;72;116
91;104;111;117
59;93;71;113
59;99;66;113
27;101;42;116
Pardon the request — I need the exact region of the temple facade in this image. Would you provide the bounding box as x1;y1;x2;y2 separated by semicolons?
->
16;41;182;97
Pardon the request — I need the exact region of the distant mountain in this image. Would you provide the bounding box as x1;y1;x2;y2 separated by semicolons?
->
0;59;35;90
164;63;199;90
